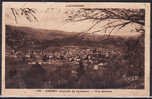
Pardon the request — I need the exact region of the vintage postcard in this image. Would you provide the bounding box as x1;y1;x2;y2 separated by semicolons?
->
1;2;150;97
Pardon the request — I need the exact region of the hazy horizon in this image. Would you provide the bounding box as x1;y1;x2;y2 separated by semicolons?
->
5;7;143;37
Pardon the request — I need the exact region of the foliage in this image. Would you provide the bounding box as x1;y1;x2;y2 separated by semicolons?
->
65;8;145;36
10;8;38;23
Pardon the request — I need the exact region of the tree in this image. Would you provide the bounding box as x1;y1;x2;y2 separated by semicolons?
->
65;8;145;38
10;8;38;23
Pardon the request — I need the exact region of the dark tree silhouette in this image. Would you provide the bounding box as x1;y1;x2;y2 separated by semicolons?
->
10;8;38;23
65;8;145;37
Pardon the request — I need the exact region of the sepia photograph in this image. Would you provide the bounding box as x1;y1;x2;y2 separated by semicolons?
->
1;2;150;97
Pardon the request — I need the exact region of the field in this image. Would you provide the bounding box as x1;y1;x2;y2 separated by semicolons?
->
5;25;144;89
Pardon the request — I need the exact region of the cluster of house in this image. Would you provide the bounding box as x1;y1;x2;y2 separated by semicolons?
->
6;46;120;65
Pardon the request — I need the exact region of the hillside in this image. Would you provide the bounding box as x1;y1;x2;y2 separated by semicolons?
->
5;25;144;89
6;24;141;51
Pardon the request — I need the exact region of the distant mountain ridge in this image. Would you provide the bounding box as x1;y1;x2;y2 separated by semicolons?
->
6;25;141;52
6;25;77;40
6;25;103;51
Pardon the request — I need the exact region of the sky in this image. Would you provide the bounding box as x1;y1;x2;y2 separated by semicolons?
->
4;3;144;36
5;8;93;32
